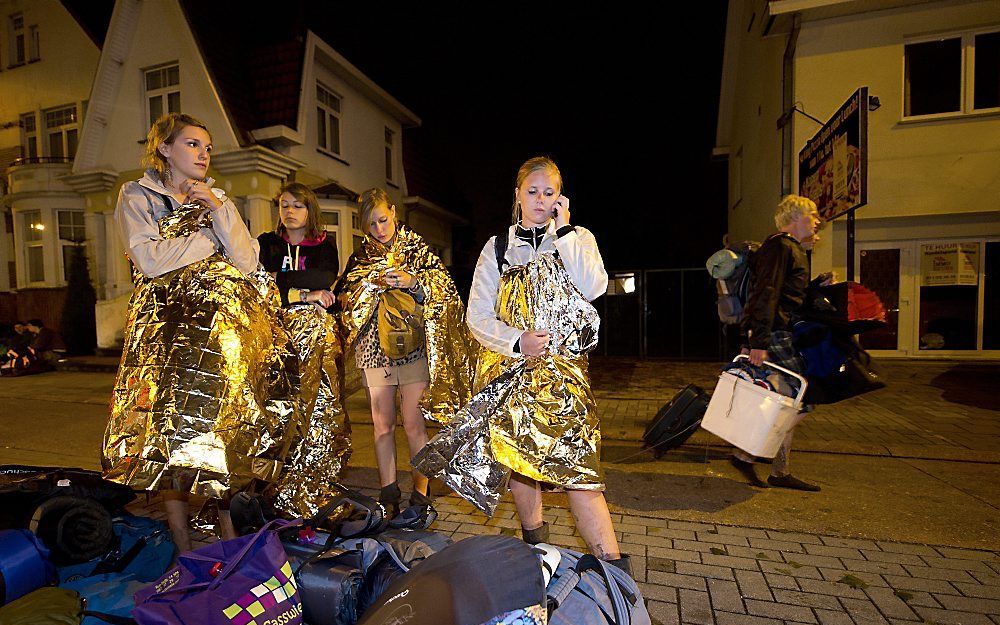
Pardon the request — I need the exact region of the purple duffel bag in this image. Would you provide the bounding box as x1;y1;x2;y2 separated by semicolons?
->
133;519;303;625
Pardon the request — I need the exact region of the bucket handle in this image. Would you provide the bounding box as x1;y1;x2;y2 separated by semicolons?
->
732;355;808;407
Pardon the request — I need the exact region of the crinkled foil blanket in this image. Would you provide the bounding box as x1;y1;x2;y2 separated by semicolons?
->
414;252;602;515
335;224;473;424
103;202;350;517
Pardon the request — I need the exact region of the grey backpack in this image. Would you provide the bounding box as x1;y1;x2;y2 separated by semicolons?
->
706;240;759;326
545;547;652;625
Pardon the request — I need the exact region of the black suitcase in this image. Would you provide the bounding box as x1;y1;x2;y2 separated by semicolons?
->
642;384;709;457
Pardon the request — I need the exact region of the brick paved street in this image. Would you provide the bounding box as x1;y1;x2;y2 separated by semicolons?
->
3;357;998;624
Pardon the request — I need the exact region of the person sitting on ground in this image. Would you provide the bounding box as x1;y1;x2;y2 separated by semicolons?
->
731;194;823;492
25;319;58;372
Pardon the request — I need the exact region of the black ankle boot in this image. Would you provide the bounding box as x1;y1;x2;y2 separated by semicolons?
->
606;554;633;577
522;521;550;545
409;488;433;508
379;482;401;519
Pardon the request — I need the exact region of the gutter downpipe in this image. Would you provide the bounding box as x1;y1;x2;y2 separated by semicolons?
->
781;13;801;196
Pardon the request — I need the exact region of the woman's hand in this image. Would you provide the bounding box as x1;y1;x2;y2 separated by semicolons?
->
519;330;550;357
302;289;335;308
384;268;416;290
552;195;571;229
180;179;223;210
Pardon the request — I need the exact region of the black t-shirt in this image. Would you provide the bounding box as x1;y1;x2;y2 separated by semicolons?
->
257;231;339;306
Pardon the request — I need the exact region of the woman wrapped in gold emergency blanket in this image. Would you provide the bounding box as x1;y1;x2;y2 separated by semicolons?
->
413;251;601;514
335;223;473;427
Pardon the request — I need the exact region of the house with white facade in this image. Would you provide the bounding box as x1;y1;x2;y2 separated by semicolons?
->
715;0;1000;358
2;0;463;348
0;0;109;328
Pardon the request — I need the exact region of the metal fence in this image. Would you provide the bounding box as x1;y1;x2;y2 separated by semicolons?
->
597;268;730;360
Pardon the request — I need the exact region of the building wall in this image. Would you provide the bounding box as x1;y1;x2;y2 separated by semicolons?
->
0;0;101;292
722;0;1000;356
722;1;789;245
285;37;409;214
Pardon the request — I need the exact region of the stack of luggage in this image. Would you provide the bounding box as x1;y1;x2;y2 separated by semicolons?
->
0;468;649;625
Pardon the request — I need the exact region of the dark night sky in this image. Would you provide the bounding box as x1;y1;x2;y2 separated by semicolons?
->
302;4;730;273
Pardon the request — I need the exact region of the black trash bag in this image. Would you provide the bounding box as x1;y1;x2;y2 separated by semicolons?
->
358;535;544;625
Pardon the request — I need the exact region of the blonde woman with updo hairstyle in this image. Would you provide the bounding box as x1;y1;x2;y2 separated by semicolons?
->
334;188;472;524
103;113;298;550
461;156;633;574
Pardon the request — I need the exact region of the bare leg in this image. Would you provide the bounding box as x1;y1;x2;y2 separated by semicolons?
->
367;386;400;487
567;490;620;560
399;380;430;496
218;509;237;540
162;490;192;552
509;473;544;531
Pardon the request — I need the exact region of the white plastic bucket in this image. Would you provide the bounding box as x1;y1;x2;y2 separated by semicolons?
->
701;356;808;458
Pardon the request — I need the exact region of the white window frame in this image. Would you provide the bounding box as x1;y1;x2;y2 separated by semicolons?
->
42;104;79;160
20;112;38;160
901;27;1000;122
316;82;342;157
8;12;25;67
27;23;38;62
384;127;395;183
144;63;181;128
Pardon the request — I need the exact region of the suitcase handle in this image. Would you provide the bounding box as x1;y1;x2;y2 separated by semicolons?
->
732;355;808;406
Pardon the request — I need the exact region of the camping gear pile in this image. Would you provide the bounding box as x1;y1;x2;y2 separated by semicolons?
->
0;466;648;625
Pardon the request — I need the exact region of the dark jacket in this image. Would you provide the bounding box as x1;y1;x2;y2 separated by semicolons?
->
743;232;810;350
258;231;339;306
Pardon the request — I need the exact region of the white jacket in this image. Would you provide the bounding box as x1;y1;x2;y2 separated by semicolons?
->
115;171;260;278
467;222;608;357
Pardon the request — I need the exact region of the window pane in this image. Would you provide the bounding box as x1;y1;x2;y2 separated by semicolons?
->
27;246;44;283
167;65;179;86
385;146;392;180
905;38;962;115
321;211;339;226
149;96;163;126
21;113;35;132
27;137;37;159
385;127;393;144
23;211;42;242
66;129;78;158
49;132;64;158
146;68;162;91
167;91;181;114
330;117;340;153
15;34;25;64
974;32;1000;110
352;213;360;229
317;108;327;149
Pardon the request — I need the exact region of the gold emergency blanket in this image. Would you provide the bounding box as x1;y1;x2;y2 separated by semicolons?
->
103;203;299;498
414;252;602;515
271;305;352;517
336;225;473;424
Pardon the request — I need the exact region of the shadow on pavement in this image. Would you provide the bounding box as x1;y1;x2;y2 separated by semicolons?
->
930;364;1000;411
603;467;755;513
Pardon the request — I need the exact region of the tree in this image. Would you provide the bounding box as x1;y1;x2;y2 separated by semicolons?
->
60;243;97;356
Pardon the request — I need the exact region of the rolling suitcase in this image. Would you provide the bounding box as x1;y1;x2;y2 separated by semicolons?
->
642;384;708;457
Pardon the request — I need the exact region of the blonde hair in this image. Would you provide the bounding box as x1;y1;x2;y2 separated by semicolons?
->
774;195;818;229
512;156;563;223
357;187;394;230
275;182;324;239
142;113;211;183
